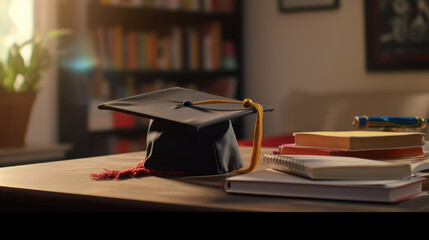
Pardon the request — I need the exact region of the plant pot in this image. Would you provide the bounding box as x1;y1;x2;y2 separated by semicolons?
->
0;92;37;148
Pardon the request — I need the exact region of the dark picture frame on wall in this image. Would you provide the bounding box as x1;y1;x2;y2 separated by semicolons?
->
278;0;339;13
365;0;429;71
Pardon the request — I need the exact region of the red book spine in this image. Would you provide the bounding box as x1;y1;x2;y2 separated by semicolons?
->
113;112;135;129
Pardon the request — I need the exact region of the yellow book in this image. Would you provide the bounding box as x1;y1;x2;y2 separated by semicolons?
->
99;0;112;5
293;131;425;151
113;25;123;70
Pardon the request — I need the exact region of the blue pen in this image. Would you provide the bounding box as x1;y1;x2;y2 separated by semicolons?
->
353;116;428;129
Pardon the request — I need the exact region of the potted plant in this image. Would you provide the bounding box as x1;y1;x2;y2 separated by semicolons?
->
0;30;70;148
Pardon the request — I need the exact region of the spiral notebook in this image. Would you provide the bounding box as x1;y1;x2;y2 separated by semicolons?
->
262;154;412;180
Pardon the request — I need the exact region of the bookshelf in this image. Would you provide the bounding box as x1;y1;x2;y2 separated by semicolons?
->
57;0;244;159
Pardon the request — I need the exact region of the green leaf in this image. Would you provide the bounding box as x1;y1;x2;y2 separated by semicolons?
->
7;43;27;75
0;28;71;92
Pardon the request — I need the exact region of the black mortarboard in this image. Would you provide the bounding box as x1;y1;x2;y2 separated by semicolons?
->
95;87;273;176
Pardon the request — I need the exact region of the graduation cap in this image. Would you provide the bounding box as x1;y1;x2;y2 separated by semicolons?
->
90;87;273;180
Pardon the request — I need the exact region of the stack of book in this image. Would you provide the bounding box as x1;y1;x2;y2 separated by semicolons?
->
276;131;426;159
225;131;429;203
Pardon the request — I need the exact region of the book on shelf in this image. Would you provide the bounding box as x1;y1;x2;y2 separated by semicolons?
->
223;168;424;203
112;112;136;129
262;153;429;180
171;26;184;70
201;21;222;71
94;27;108;70
182;0;203;11
98;0;236;13
293;131;425;151
145;31;159;70
114;25;124;70
126;31;138;70
185;26;201;70
91;22;231;72
203;0;234;12
278;143;425;159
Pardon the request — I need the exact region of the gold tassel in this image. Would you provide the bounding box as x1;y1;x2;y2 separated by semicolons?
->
192;98;263;174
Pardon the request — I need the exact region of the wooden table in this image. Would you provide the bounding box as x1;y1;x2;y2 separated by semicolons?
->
0;147;428;212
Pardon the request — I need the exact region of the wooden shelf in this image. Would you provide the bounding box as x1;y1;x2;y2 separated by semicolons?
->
88;4;238;29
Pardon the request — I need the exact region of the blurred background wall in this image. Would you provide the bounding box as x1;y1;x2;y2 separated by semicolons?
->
243;0;429;138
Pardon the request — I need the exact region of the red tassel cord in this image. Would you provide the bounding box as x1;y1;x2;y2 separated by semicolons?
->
89;159;191;181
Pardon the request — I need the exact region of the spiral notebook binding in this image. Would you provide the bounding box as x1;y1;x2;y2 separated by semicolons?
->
263;154;306;177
